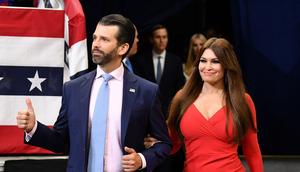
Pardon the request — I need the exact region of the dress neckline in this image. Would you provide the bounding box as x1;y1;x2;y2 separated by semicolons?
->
192;103;226;121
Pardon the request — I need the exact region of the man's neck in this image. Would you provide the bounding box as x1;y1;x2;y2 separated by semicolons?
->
153;49;165;55
100;60;122;73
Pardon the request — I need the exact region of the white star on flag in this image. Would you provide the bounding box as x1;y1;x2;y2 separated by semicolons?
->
27;70;46;92
0;77;3;81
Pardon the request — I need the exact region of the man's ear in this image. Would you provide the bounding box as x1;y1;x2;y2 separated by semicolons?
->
118;43;130;56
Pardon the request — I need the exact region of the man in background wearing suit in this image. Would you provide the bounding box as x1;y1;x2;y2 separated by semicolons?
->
123;25;139;73
16;14;171;172
132;24;185;172
132;24;185;117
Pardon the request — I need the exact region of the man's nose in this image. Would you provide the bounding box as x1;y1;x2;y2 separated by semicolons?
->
92;40;101;47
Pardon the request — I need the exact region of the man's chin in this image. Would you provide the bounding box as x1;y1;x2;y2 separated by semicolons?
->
92;56;103;65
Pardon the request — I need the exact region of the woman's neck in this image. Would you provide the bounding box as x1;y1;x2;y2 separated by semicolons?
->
201;82;224;95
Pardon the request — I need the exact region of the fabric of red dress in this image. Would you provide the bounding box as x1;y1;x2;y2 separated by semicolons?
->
170;94;263;172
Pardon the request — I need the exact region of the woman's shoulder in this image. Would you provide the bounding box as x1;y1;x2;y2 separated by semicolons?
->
244;93;256;116
244;93;254;105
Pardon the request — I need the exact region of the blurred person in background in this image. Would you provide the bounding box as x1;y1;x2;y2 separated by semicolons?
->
132;24;185;117
183;33;207;79
123;25;139;73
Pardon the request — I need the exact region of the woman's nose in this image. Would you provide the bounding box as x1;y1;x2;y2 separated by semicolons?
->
205;62;213;69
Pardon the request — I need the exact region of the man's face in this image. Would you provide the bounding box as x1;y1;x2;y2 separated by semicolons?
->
151;28;168;54
91;24;120;66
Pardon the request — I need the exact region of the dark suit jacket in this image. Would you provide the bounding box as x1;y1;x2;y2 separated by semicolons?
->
27;68;172;172
132;52;186;117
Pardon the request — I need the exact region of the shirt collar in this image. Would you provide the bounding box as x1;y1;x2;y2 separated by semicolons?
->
152;50;166;59
95;64;124;81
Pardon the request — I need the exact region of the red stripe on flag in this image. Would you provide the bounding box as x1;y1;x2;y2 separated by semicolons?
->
0;7;64;38
0;126;55;154
65;0;86;47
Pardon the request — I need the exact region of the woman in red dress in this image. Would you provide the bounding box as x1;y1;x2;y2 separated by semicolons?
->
167;38;263;172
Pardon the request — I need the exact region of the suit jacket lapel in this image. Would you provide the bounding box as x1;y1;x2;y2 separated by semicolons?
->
146;53;156;82
121;69;138;146
79;71;96;157
159;53;170;84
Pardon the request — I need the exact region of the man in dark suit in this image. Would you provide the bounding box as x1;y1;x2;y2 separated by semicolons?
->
16;14;171;172
132;24;185;117
123;25;139;73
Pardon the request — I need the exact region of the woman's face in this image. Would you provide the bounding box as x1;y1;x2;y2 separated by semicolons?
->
199;48;224;85
192;38;204;56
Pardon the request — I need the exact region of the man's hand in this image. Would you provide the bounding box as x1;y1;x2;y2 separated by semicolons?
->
122;146;142;171
16;98;36;133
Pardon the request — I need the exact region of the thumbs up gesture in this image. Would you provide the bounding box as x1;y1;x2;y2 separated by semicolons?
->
16;98;36;133
122;146;142;171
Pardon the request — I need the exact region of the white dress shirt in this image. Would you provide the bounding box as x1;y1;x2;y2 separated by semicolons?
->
89;64;146;171
152;50;166;80
89;65;124;171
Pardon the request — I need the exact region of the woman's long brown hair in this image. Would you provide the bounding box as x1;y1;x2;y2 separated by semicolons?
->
167;38;256;143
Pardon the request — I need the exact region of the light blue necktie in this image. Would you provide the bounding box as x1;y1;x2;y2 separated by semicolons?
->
88;73;113;172
156;56;162;83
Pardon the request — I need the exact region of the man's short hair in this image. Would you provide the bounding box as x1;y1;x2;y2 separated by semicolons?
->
99;14;135;57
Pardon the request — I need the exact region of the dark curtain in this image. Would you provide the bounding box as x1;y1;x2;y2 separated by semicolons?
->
231;0;300;154
80;0;232;70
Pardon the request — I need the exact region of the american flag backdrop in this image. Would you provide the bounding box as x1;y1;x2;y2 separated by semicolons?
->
0;6;70;154
36;0;89;81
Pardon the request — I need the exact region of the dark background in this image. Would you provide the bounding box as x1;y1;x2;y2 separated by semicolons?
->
80;0;233;69
79;0;300;155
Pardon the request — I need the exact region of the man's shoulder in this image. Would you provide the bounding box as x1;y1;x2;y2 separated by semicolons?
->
64;70;95;86
130;72;157;88
166;52;181;61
